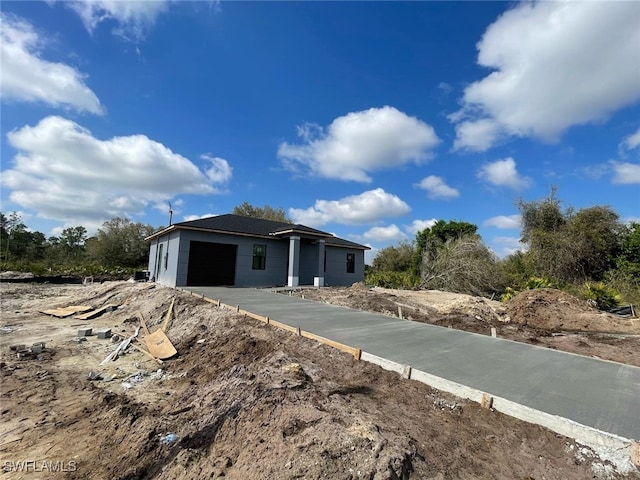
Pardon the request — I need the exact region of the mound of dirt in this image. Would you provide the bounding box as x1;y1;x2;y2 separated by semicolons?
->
506;288;640;334
2;281;637;478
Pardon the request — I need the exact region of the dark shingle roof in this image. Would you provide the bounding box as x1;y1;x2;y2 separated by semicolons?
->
149;214;369;250
174;214;330;236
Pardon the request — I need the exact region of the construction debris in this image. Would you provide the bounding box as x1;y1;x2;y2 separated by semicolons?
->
40;305;93;318
99;327;139;366
75;304;119;320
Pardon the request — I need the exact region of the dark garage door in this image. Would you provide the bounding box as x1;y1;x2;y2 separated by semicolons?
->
187;241;237;286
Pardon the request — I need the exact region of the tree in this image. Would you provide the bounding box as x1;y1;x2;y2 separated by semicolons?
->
58;226;88;263
566;206;623;280
517;192;625;283
87;218;155;268
419;236;505;297
233;202;292;223
413;220;478;275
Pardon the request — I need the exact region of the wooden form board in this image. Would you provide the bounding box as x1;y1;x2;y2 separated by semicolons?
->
40;305;93;318
144;328;177;359
74;304;119;320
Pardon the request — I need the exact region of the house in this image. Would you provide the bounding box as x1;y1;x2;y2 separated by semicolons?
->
145;214;369;288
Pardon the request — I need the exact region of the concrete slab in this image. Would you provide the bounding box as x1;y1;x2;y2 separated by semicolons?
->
184;286;640;441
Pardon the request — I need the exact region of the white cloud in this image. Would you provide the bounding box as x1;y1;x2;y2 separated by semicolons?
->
477;157;531;190
451;118;502;152
610;162;640;184
362;224;407;243
483;214;521;229
182;213;219;222
289;188;411;227
415;175;459;199
67;0;169;41
2;116;230;227
491;236;526;258
0;13;103;114
450;1;640;151
201;154;233;184
406;218;437;235
438;82;452;94
621;127;640;152
278;106;440;182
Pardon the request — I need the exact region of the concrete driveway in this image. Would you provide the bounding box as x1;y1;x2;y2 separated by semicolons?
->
185;286;640;441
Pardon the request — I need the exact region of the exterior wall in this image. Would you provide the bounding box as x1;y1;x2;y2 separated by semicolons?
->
324;245;365;286
148;231;181;287
148;230;366;288
298;241;320;286
173;230;289;287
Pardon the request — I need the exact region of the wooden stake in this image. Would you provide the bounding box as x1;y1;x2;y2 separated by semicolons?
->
398;306;403;319
137;311;151;336
161;298;175;333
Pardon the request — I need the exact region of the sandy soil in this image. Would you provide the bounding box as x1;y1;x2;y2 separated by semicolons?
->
285;284;640;367
1;281;638;479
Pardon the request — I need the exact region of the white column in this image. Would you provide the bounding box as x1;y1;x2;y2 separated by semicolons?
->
287;236;300;287
314;239;325;287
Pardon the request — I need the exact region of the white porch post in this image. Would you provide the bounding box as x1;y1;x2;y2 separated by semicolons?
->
315;239;325;287
287;236;300;287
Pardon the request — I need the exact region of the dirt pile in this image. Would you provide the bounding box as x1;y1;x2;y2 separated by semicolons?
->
1;282;638;479
506;288;640;334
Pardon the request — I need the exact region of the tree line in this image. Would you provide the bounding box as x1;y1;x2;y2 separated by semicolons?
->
0;203;290;277
1;213;157;276
366;191;640;307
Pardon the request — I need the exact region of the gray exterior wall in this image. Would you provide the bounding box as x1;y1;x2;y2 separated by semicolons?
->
148;230;365;288
148;230;181;287
324;245;365;286
173;230;289;287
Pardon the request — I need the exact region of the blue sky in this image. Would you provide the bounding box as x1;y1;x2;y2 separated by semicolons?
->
1;1;639;263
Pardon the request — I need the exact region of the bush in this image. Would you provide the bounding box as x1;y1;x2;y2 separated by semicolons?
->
500;276;560;302
365;270;419;289
581;281;623;310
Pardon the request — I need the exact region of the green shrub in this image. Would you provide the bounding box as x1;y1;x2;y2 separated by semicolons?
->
365;270;419;289
501;276;560;303
581;281;623;310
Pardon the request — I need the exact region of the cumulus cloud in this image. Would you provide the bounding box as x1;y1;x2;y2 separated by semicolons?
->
2;116;231;227
477;157;531;190
182;213;219;222
491;236;525;257
278;106;439;182
362;224;407;243
483;214;521;229
0;13;103;114
621;127;640;153
406;218;437;235
202;154;233;184
415;175;460;199
289;188;411;227
67;0;169;41
450;1;640;151
610;162;640;184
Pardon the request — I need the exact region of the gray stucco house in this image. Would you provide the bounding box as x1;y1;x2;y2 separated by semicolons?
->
146;214;369;288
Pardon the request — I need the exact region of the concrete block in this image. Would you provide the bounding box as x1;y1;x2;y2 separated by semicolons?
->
402;365;412;379
481;394;494;409
491;327;497;338
95;328;112;339
31;342;45;354
78;327;92;337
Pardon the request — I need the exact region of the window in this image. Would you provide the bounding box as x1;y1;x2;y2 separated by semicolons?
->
346;253;355;273
252;244;266;270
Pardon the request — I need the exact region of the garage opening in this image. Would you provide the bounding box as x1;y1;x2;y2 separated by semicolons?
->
187;241;237;286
